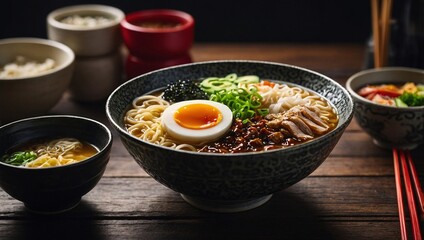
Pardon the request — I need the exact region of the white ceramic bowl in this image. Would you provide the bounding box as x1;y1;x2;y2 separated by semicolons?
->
0;38;75;125
47;4;124;57
346;67;424;150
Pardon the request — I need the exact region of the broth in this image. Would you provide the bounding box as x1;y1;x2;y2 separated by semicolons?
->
1;138;98;168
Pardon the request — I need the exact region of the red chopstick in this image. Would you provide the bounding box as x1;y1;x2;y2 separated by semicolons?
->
406;150;424;214
393;148;423;240
393;148;408;240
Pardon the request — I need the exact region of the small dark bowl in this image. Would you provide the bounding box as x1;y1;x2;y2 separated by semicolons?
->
0;115;112;214
106;60;354;212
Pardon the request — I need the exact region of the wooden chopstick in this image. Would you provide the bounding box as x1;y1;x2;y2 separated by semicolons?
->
371;0;382;68
393;148;423;240
370;0;393;68
380;0;392;66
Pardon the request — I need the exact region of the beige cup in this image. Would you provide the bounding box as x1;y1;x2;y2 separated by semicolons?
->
47;4;124;57
47;4;125;102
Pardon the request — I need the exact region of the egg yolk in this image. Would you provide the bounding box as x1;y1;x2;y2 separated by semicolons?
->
174;103;223;129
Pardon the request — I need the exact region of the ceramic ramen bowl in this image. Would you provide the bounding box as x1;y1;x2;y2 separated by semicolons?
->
120;9;194;60
0;38;75;125
106;60;354;212
47;4;125;57
346;67;424;150
0;115;112;214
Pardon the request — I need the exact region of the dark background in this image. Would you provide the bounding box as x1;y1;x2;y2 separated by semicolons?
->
2;0;377;43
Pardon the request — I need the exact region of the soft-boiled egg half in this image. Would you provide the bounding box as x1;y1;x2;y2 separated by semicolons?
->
161;100;233;144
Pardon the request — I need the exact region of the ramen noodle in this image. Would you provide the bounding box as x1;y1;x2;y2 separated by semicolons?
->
124;74;339;153
1;138;97;168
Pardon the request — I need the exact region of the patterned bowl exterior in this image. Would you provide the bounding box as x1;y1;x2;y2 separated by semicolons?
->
106;60;354;201
346;67;424;150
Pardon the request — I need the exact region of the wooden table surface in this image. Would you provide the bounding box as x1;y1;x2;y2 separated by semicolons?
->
1;43;423;240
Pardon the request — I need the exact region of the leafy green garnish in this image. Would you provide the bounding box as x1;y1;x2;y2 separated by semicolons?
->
398;92;424;107
1;151;38;166
209;87;269;121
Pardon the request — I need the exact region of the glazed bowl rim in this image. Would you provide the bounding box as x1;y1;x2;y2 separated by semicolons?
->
121;9;195;33
346;66;424;110
0;115;113;170
106;59;354;157
0;37;75;81
47;4;125;31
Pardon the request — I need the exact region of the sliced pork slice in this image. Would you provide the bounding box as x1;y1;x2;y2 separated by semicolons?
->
280;120;313;140
298;116;328;135
300;106;328;128
288;116;314;136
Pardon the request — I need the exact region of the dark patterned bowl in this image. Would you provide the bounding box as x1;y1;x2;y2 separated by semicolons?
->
0;115;112;214
346;67;424;150
106;60;354;212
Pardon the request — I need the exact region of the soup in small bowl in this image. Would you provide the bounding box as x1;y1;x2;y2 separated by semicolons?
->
0;115;112;214
106;60;354;212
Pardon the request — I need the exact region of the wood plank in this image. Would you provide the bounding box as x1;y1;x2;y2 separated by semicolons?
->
0;219;403;240
331;131;391;157
0;175;403;240
191;43;366;77
0;177;399;218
